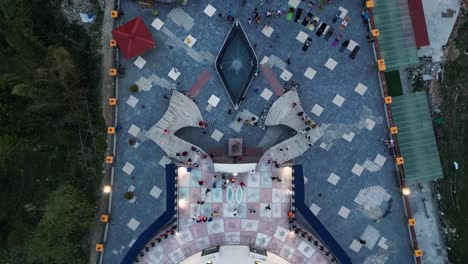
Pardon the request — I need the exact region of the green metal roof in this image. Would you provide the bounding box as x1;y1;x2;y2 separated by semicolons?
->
392;92;444;184
373;0;420;71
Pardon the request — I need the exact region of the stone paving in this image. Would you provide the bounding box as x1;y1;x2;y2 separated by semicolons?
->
104;0;413;263
138;167;330;264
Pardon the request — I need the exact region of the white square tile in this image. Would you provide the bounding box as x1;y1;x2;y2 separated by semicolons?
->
184;34;197;48
374;154;387;167
122;162;135;175
352;163;364;176
349;240;362;252
365;118;376;130
347;39;358;51
203;4;216;17
296;31;309;43
273;226;290;242
298;240;316;258
127;218;140;231
280;69;293;81
168;67;181;81
338;206;351;219
309;203;321;216
208;94;220;107
151;17;164;30
311;104;324;117
149;186;162;199
134;56;147;69
288;0;301;8
304;67;317;80
135;76;152;91
324;58;338;71
261;25;275;37
327;173;340;185
354;82;368;95
211;129;223;142
338;6;349;19
320;142;328;150
159;156;171;167
126;95;139;108
260;88;273;101
128;185;136;192
260;56;269;64
332;94;346;107
377;237;389;250
342;132;355;142
128;124;141;137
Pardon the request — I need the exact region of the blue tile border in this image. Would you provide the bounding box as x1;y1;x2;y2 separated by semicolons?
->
292;164;352;264
120;164;177;264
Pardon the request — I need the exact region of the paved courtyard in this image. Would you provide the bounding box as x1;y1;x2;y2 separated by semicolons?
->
104;0;413;263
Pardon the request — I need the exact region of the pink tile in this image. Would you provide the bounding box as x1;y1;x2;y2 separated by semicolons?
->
190;188;202;201
240;231;257;244
267;238;283;254
224;218;241;232
291;250;308;264
260;189;272;203
161;237;178;252
259;220;276;235
246;203;260;219
285;233;302;248
308;250;330;263
210;203;223;217
209;234;224;245
190;224;208;237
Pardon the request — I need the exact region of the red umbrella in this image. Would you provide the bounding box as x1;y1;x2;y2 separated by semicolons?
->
112;17;155;59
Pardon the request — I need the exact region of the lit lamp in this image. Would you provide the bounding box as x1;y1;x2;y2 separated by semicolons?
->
233;172;238;176
402;187;411;196
103;185;112;194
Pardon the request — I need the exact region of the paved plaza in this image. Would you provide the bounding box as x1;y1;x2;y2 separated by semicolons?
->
104;0;413;263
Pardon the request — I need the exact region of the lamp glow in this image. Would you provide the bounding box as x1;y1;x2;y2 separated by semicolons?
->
402;187;411;196
103;185;112;194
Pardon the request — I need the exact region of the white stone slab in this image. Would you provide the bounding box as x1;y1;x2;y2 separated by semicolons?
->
151;17;164;30
338;206;351;219
332;94;346;107
361;224;381;250
349;240;362;253
127;218;140;231
241;219;259;231
311;104;324;117
122;162;135;175
288;0;301;8
309;203;321;216
374;154;387;167
168;67;181;81
273;226;289;242
354;82;368;95
261;25;275;37
338;6;349;19
135;76;152;91
134;56;147;69
347;39;359;51
296;31;309;43
342;132;355;142
260;88;273;101
208;94;221;107
352;163;364;176
184;34;197;48
159;155;171;167
255;233;272;247
327;173;340;185
304;67;317;80
260;56;269;65
126;95;139;108
365;118;376;131
211;129;223;142
207;219;225;234
298;240;316;258
320;142;328;150
377;236;389;250
128;239;136;247
280;69;293;81
325;58;338;71
128;185;136;192
149;186;162;199
203;4;216;17
128;124;141;137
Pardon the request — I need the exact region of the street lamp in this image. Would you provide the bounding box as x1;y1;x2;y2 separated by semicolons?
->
402;187;411;196
103;185;112;194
